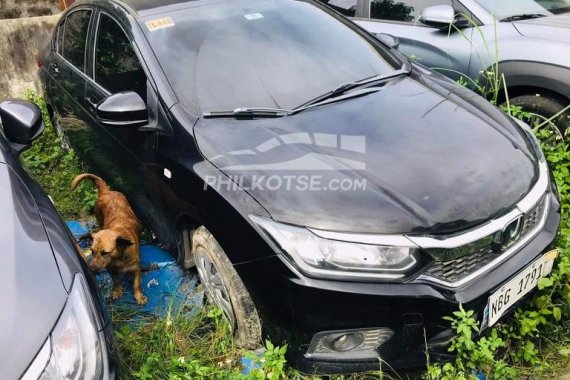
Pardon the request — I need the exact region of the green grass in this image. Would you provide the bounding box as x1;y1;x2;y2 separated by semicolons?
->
112;304;240;379
21;91;97;220
111;301;392;380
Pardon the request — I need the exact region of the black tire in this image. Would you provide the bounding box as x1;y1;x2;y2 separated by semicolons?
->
192;226;261;349
509;94;570;136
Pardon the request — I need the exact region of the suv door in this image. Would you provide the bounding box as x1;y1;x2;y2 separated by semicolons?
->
48;8;93;139
349;0;475;80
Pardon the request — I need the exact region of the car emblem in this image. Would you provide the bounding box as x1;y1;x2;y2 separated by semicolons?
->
494;215;524;252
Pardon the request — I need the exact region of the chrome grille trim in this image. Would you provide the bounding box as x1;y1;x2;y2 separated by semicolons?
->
417;192;550;288
424;195;547;282
423;193;547;262
408;208;521;250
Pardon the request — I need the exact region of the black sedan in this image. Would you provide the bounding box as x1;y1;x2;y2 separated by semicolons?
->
38;0;560;374
0;100;115;379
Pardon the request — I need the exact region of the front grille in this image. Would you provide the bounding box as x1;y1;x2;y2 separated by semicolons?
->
426;246;495;282
520;195;546;238
425;194;547;283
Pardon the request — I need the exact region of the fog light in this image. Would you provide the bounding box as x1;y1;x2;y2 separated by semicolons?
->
331;333;364;352
306;328;394;361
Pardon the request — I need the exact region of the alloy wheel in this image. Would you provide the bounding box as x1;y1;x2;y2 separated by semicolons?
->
195;248;236;330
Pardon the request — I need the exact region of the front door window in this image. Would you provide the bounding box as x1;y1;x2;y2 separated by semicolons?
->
94;13;147;99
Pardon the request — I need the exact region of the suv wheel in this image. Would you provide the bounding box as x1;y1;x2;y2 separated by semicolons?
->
192;226;261;349
509;94;569;142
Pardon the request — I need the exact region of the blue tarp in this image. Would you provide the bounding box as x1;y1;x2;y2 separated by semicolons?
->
66;221;204;321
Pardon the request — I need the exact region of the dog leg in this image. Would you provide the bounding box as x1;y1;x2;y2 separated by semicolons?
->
133;268;148;305
110;269;124;301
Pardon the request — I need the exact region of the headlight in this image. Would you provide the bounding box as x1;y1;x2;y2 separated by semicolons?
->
251;215;420;280
25;274;105;380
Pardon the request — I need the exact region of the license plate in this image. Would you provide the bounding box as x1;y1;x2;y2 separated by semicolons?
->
485;249;559;328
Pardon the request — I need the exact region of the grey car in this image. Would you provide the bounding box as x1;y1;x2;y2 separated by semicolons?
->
319;0;570;132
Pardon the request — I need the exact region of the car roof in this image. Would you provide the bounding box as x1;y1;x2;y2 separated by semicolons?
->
120;0;193;11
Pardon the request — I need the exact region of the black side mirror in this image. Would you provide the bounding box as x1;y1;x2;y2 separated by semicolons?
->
375;33;400;50
96;91;148;128
0;100;44;148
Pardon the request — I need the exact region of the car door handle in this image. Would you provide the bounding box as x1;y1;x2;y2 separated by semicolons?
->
49;62;59;75
85;97;98;113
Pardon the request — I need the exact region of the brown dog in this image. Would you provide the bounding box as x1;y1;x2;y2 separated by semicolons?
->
72;173;148;305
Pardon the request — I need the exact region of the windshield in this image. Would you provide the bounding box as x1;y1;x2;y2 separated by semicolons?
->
141;0;399;112
475;0;570;19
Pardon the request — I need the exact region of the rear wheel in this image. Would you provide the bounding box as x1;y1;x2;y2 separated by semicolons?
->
192;226;261;349
508;94;569;144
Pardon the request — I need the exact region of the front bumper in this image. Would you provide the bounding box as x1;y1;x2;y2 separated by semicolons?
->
236;193;560;374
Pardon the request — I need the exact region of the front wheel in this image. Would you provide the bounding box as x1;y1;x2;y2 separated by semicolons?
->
192;226;261;349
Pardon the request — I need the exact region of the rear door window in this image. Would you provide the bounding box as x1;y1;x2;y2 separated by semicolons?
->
61;9;92;72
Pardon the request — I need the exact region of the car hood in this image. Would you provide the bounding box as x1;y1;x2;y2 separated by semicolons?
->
514;14;570;43
0;163;67;379
195;69;538;235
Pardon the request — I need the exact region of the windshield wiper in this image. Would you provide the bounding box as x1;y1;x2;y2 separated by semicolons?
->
500;13;547;22
203;107;290;119
202;66;411;119
293;67;411;110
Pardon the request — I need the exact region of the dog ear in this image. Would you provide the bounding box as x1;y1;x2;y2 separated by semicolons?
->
116;236;134;248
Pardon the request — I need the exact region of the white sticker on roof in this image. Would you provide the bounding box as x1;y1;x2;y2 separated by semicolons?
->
146;17;175;31
244;13;264;20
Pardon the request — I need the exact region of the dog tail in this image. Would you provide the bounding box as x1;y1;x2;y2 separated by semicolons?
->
71;173;109;194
